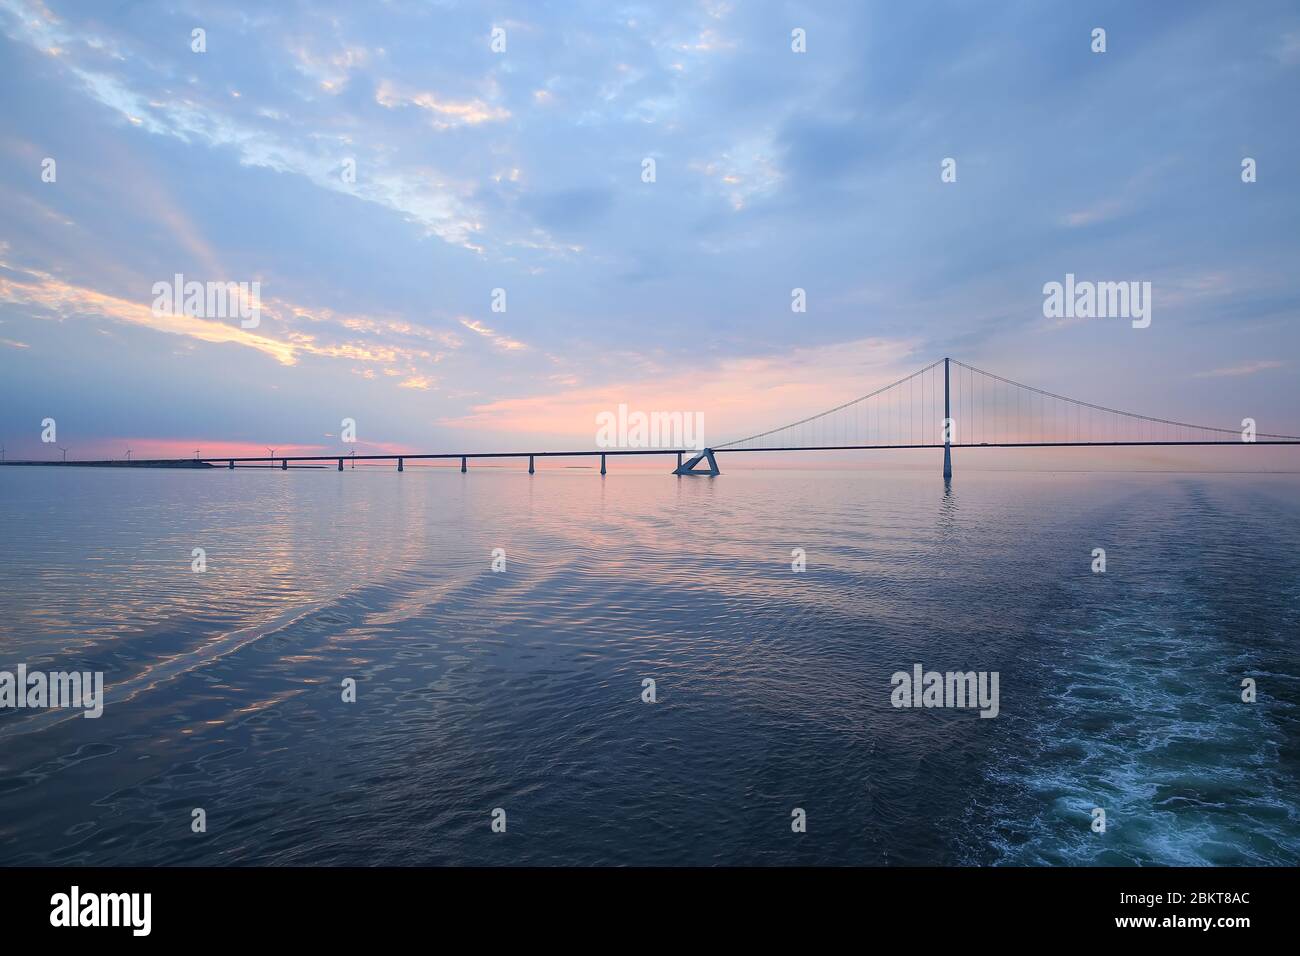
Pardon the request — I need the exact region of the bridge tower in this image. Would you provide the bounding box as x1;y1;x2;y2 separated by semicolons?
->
943;357;953;481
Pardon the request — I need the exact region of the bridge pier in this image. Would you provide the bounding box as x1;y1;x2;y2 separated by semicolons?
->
528;455;535;474
281;458;287;471
397;457;404;472
460;456;467;473
338;458;343;471
943;444;952;480
600;453;606;476
229;459;234;470
673;449;720;476
676;452;683;474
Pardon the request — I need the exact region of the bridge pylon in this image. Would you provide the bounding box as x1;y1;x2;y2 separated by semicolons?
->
943;357;952;480
673;448;720;476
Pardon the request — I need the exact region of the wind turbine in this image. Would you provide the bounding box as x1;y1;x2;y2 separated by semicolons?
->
267;447;277;470
350;449;356;469
1;443;6;463
125;448;132;464
58;446;68;462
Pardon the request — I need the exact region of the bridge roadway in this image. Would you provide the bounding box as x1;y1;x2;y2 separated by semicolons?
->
3;439;1299;477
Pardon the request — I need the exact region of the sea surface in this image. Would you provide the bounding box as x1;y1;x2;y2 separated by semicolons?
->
0;465;1296;866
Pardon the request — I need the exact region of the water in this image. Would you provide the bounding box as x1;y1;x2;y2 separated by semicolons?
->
0;466;1296;866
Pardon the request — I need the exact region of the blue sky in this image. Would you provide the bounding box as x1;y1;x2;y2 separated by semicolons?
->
1;0;1297;459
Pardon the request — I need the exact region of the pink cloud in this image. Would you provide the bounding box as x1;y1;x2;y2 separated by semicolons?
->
438;336;921;447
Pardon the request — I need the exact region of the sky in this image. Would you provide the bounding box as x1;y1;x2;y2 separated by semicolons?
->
1;0;1298;465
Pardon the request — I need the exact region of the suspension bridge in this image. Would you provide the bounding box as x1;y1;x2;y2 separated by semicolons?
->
3;358;1297;477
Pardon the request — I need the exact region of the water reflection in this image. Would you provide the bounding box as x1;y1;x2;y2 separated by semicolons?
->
0;467;1296;865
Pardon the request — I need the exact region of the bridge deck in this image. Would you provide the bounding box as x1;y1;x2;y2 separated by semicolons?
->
2;439;1298;471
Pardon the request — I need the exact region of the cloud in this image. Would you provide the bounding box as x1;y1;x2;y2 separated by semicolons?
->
1060;197;1129;228
374;80;510;129
1194;360;1285;378
691;136;782;211
0;260;300;365
1278;32;1300;65
290;42;371;95
458;317;527;351
439;335;921;445
0;256;451;377
0;2;488;249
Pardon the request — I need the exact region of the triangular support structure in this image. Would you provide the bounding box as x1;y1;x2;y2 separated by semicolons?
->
673;448;720;476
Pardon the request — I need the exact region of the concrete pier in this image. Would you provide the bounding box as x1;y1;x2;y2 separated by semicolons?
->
397;457;404;472
600;453;606;475
460;456;467;473
528;455;535;474
673;448;720;476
